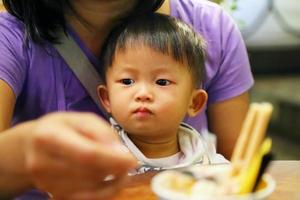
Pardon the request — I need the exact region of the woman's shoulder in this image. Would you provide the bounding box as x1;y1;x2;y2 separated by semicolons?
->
0;12;25;36
0;12;27;95
170;0;234;32
0;12;30;55
0;11;54;59
170;0;224;20
172;0;222;10
0;12;57;98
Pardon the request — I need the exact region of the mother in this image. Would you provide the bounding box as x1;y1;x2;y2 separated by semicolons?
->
0;0;253;199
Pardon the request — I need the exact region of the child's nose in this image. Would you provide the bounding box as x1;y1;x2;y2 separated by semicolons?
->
135;85;153;102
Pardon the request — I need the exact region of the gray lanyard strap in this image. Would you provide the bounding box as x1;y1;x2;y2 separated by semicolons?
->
53;33;108;119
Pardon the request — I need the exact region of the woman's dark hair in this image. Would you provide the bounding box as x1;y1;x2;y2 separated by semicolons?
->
100;13;206;87
3;0;165;44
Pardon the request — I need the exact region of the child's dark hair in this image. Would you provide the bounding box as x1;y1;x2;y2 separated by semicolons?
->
100;13;206;87
3;0;165;44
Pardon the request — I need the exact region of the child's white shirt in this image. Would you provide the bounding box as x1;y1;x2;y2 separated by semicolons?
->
109;118;228;175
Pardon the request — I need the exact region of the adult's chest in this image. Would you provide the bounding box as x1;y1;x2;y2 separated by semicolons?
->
14;48;101;122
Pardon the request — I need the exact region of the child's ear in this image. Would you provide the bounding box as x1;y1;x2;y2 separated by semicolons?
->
187;89;207;117
97;85;111;113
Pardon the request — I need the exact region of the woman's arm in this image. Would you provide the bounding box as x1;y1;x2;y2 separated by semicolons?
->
207;92;249;159
0;80;15;131
0;80;31;198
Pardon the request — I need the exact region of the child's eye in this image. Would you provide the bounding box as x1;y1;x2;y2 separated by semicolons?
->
156;79;170;86
121;79;134;85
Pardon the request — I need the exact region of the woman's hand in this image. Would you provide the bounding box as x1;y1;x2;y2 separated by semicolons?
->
0;112;137;200
26;112;137;199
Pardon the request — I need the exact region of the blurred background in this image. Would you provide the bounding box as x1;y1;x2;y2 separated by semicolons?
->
215;0;300;159
1;0;299;159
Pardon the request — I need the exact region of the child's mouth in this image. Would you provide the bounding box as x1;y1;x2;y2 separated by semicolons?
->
133;107;153;118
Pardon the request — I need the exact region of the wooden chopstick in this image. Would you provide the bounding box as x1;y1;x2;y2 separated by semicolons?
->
243;103;273;167
231;103;259;166
230;102;273;175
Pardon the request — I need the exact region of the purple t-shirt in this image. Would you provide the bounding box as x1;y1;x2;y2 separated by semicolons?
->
0;1;253;199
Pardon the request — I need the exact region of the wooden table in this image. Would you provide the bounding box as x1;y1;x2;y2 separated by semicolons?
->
267;161;300;200
112;160;300;200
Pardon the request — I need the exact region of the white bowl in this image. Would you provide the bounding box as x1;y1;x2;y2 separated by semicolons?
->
151;166;275;200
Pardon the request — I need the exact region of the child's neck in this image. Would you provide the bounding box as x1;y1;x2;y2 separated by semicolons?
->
128;134;179;159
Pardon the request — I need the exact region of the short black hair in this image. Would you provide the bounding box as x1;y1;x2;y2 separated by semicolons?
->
3;0;165;44
100;13;206;87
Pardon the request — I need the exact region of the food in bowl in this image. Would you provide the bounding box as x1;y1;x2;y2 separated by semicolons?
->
151;164;275;200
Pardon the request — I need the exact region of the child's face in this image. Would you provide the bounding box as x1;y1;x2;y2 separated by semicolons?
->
98;45;207;139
